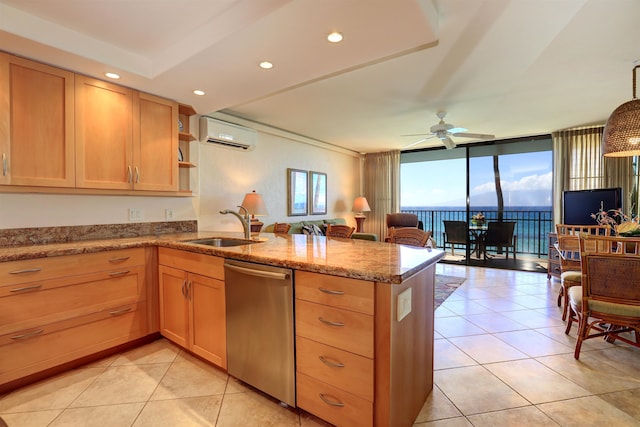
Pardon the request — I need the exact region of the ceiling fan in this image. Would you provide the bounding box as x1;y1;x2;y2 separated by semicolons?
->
402;111;495;149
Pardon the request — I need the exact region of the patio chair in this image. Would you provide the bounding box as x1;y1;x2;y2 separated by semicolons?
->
483;221;517;260
568;234;640;359
442;220;470;256
325;224;355;238
388;227;432;247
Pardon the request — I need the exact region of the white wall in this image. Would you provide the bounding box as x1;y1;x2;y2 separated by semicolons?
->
0;120;360;231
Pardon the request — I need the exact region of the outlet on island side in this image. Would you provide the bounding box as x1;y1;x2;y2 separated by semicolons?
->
165;208;174;220
397;288;412;321
128;208;143;221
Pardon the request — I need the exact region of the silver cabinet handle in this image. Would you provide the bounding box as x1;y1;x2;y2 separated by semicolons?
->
319;288;344;295
318;317;345;327
127;165;132;183
10;284;43;293
108;270;130;276
9;267;42;274
11;329;44;340
181;279;187;298
2;153;6;176
134;166;140;183
109;256;130;263
319;356;345;368
109;307;132;316
319;393;345;407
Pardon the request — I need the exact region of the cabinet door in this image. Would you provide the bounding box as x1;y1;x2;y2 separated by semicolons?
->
133;92;178;191
75;75;133;189
158;265;188;347
0;53;75;187
189;273;227;368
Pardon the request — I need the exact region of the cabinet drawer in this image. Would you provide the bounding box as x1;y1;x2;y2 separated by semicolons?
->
297;372;372;427
296;336;373;401
548;247;560;262
296;300;373;358
158;247;224;280
0;248;145;287
548;261;562;277
296;271;373;315
0;266;144;335
0;301;147;385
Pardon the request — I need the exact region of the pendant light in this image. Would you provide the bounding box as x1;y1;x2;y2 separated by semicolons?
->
602;64;640;157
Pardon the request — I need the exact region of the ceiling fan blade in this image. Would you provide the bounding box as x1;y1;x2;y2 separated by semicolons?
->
442;136;456;150
401;133;432;137
454;132;495;139
403;135;436;149
448;127;468;134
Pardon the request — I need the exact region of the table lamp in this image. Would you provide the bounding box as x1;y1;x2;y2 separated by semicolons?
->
241;190;268;232
352;196;371;233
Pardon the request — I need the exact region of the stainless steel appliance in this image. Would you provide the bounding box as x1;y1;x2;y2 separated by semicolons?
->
224;259;295;407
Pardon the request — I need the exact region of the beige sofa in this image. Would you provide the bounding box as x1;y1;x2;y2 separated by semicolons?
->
263;218;378;241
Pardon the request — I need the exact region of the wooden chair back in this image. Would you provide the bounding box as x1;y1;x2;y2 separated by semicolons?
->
555;224;610;271
573;234;640;358
388;228;432;247
273;222;291;234
325;224;355;238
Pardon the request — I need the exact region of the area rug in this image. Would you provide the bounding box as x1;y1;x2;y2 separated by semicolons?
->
435;274;466;309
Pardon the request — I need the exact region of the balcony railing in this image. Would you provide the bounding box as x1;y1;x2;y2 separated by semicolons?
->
401;208;554;258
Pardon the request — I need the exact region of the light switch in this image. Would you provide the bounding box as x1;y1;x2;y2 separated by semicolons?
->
397;288;412;321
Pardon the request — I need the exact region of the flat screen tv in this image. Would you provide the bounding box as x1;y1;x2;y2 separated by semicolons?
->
562;188;622;225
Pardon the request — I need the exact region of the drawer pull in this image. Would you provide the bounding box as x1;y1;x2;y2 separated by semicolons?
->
319;356;345;368
318;317;345;327
318;287;344;295
9;267;42;274
11;329;44;340
108;270;131;276
109;256;131;263
319;393;345;407
10;284;43;293
109;307;132;316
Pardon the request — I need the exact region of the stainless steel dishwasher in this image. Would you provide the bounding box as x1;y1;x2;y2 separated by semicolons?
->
224;259;295;407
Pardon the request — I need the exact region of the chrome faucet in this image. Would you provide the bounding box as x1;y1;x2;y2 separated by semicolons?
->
220;206;251;239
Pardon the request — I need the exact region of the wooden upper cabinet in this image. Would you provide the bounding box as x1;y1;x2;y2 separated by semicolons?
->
133;92;178;191
0;53;75;187
75;75;134;190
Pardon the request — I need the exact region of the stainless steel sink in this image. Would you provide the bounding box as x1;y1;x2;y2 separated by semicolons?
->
184;238;259;247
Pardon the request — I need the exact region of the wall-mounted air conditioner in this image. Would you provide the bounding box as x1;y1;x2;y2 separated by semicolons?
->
200;117;257;151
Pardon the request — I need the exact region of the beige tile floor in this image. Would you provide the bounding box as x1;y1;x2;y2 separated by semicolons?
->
1;264;640;426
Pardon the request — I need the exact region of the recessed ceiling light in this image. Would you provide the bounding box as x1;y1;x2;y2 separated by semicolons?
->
105;72;120;79
259;61;273;69
327;32;343;43
193;90;205;96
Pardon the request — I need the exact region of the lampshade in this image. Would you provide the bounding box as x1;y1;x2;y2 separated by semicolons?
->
602;65;640;157
352;196;371;214
241;190;268;216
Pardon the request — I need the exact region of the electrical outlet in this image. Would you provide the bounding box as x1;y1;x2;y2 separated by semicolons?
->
397;288;412;321
128;208;143;221
165;208;174;220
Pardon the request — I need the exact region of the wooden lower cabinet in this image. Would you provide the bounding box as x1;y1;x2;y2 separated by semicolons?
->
548;232;561;279
295;271;374;426
0;248;152;390
158;248;226;369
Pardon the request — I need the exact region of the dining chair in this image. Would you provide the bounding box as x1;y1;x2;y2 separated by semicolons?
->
385;213;424;242
325;224;355;238
483;221;517;260
388;227;432;247
272;222;291;234
442;220;470;256
555;224;610;321
568;234;640;359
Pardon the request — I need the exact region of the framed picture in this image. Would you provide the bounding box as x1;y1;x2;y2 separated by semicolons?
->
287;168;308;216
309;171;327;215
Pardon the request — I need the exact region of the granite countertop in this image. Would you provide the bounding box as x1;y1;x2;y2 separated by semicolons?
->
0;231;444;284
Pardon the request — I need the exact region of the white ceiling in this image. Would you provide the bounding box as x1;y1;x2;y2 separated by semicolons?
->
1;0;639;154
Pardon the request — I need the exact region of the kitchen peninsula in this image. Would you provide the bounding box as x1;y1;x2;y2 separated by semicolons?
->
0;224;444;427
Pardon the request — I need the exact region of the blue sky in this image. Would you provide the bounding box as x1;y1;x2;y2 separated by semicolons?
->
401;151;553;207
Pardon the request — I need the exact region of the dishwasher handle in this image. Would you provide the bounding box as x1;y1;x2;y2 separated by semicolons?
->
225;263;290;281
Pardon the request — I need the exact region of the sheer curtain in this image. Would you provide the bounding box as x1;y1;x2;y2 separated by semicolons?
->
552;126;633;224
363;150;400;240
